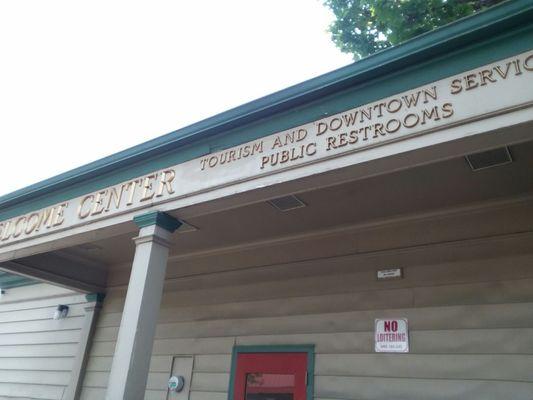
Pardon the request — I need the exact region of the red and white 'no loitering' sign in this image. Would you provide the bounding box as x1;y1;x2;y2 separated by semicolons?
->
375;318;409;353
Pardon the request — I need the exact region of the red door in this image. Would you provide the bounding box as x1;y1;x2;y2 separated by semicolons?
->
233;352;308;400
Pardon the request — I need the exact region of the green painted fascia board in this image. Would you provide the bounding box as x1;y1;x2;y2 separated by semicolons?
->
0;0;533;222
227;345;315;400
133;211;182;232
0;272;36;289
85;292;106;303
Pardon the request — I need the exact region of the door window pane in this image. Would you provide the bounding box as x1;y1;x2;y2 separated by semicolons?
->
245;373;295;400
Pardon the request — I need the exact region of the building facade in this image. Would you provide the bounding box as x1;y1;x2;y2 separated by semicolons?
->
0;1;533;399
0;275;95;399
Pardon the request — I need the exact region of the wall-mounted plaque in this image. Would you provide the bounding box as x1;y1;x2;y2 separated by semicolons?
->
375;318;409;353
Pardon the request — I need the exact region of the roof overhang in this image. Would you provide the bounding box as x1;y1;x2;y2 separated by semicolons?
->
1;0;532;216
0;0;532;268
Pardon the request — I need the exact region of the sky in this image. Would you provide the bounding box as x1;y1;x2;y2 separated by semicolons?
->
0;1;352;197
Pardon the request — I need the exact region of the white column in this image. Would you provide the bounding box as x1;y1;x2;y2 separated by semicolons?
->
105;212;181;400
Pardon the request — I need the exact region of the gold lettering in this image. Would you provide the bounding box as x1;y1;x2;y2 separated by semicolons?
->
280;150;290;164
13;217;26;238
306;142;317;156
513;59;523;76
208;156;218;168
156;169;176;197
39;208;54;230
106;186;124;211
373;103;386;118
450;79;462;95
91;190;107;216
53;203;67;226
349;130;359;143
342;111;358;126
316;122;328;136
260;156;269;169
25;213;40;234
524;54;533;71
78;195;94;219
338;133;348;147
386;99;402;113
140;174;157;202
385;119;401;133
493;62;512;79
422;86;437;103
421;106;441;125
283;132;295;145
479;69;496;86
252;141;263;154
403;113;420;128
326;136;337;151
289;147;302;161
464;73;478;91
442;102;454;118
373;123;385;138
1;221;12;241
125;180;139;205
361;126;371;140
402;92;420;108
219;152;228;165
272;136;283;149
359;107;372;122
330;118;342;131
297;129;307;141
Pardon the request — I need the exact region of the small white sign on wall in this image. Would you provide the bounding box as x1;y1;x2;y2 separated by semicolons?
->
375;318;409;353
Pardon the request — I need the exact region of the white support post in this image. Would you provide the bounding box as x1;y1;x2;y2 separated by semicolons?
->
105;212;181;400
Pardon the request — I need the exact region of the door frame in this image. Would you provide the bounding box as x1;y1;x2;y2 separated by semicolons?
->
228;345;315;400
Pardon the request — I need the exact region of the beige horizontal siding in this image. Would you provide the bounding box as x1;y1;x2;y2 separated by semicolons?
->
236;328;533;354
0;316;83;335
85;355;171;373
0;343;79;358
91;301;533;341
0;283;88;400
0;303;87;324
0;358;73;372
0;382;65;400
103;252;533;311
0;330;80;346
315;376;533;400
315;354;533;381
80;230;533;399
189;392;227;400
105;200;533;288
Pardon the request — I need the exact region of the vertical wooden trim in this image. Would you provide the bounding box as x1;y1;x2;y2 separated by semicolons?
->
62;294;104;400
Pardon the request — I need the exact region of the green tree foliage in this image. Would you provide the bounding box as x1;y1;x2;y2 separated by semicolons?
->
324;0;506;60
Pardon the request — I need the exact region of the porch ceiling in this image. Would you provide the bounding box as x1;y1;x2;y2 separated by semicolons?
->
61;138;533;268
1;133;532;293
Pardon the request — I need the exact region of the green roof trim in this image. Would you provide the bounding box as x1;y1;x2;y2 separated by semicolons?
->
85;292;106;303
133;211;182;232
0;271;36;289
0;0;532;223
